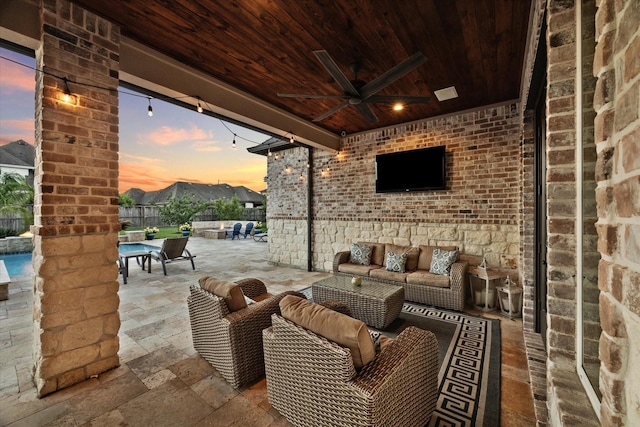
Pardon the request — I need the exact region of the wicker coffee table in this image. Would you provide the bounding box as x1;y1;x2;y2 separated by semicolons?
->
312;275;405;329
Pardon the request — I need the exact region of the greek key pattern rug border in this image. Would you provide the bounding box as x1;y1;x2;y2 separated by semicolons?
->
403;302;498;427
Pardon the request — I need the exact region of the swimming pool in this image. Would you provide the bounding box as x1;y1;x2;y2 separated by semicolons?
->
0;243;161;278
0;252;33;277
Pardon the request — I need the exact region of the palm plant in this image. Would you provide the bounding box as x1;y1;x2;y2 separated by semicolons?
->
0;172;34;233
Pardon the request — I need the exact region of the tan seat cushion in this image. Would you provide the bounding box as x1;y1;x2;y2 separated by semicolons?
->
370;268;409;283
199;276;248;312
417;245;459;271
338;263;382;276
406;270;452;288
357;241;386;266
279;295;375;369
385;244;419;271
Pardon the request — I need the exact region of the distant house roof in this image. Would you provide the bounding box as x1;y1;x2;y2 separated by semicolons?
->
124;181;264;206
0;140;35;168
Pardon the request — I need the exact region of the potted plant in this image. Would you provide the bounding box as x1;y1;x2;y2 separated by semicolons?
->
179;223;192;236
144;226;159;240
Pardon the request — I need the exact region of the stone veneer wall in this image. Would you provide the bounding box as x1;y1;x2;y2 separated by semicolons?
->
267;103;522;277
32;0;121;396
594;0;640;425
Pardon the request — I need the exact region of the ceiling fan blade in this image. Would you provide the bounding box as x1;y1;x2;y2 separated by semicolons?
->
364;94;432;104
313;50;360;95
277;93;350;99
359;52;427;100
354;103;378;124
313;100;350;122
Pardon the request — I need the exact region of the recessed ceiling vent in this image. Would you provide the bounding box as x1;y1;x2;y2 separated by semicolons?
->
434;86;458;101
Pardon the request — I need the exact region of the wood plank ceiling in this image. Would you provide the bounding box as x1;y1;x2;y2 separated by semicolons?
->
71;0;531;136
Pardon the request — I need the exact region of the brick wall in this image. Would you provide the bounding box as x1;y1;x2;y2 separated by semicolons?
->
32;0;121;396
267;102;522;274
594;0;640;424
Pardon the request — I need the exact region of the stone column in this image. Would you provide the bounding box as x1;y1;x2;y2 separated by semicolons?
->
32;0;121;396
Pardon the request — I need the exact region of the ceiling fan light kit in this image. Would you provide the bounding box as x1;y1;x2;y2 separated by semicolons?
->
278;50;431;124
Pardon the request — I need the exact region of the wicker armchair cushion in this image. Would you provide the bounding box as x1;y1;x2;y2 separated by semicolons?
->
357;241;386;266
279;295;376;368
385;244;419;271
417;245;459;271
198;276;247;312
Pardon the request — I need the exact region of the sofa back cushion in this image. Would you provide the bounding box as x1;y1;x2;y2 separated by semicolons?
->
199;276;248;312
417;245;459;271
385;244;419;271
358;241;386;266
279;295;375;368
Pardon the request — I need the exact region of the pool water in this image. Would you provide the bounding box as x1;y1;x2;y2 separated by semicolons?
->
0;243;161;278
118;243;160;254
0;252;33;277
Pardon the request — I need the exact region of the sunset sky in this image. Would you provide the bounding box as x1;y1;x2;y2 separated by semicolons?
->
0;47;270;193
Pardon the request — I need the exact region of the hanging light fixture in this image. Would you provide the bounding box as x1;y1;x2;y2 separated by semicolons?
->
60;77;76;104
232;135;236;149
289;133;295;144
196;97;203;113
147;98;154;117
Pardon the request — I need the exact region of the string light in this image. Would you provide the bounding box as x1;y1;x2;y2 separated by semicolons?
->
1;54;310;155
232;135;236;149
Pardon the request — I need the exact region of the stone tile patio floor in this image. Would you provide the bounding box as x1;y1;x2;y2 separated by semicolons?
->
0;237;536;426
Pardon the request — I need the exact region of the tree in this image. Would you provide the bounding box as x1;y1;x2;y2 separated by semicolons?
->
118;193;135;206
213;195;242;220
0;172;34;233
157;193;211;227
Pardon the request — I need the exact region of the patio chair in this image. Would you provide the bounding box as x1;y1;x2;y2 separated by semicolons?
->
187;276;306;388
149;236;196;275
226;223;241;240
242;222;254;238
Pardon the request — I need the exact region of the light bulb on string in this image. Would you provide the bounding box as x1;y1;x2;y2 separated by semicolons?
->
268;148;272;157
147;98;153;117
289;133;295;144
196;97;203;113
232;136;236;149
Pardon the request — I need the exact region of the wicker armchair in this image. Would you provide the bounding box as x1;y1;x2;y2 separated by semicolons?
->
187;277;304;389
263;313;439;427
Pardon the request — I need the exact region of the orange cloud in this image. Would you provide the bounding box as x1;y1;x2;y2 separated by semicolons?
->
0;61;34;94
142;125;209;146
192;140;223;152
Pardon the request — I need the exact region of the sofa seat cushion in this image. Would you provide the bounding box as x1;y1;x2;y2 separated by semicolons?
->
280;295;375;369
338;263;382;276
417;245;459;271
357;241;386;266
370;268;409;283
199;276;248;312
406;271;451;288
385;244;419;271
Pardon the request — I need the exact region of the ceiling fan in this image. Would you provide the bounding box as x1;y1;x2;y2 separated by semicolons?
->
278;50;431;124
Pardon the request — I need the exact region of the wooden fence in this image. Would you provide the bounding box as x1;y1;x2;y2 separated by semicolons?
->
0;206;266;234
118;206;266;228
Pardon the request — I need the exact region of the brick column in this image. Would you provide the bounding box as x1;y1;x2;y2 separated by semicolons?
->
32;0;121;396
594;0;640;424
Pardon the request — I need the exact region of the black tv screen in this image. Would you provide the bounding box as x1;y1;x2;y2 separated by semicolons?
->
375;146;446;193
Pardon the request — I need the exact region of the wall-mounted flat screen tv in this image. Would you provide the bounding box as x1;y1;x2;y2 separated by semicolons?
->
375;145;446;193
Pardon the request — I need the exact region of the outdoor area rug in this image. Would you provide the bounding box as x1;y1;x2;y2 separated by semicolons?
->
298;287;501;427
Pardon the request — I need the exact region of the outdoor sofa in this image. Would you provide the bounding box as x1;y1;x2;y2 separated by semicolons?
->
333;242;468;311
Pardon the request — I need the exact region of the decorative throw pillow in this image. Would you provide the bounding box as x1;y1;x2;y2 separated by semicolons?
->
350;243;373;266
385;251;408;273
430;248;459;275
